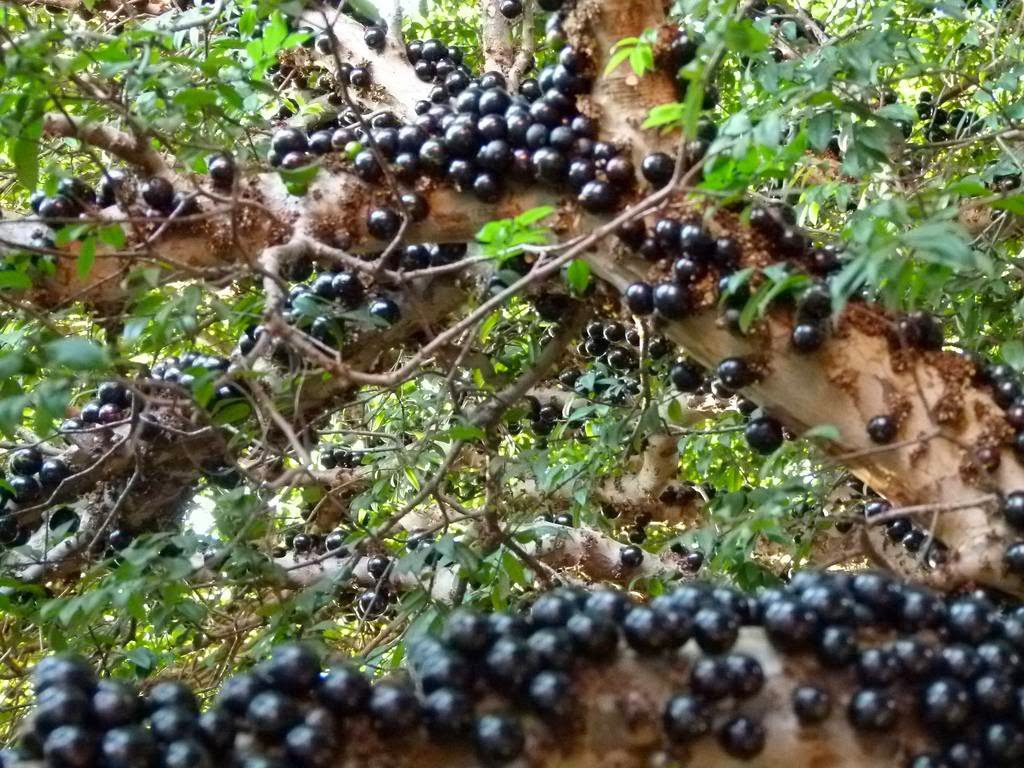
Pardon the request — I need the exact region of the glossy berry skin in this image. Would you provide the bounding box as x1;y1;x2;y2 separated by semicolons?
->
367;555;391;580
10;447;43;476
693;608;740;654
43;723;97;768
745;416;784;454
473;714;524;763
367;207;402;240
100;726;155;768
439;609;489;656
578;180;617;212
32;654;96;694
208;154;235;189
91;680;140;730
368;683;420;731
670;359;703;392
866;414;897;444
317;666;370;715
1003;491;1024;529
368;297;401;325
623;282;654;315
662;694;710;743
791;322;825;352
422;688;473;740
499;0;523;18
246;690;301;739
565;613;618;659
1005;542;1024;573
762;599;819;650
619;545;644;568
716;357;753;390
718;715;765;759
147;680;199;713
653;282;689;319
792;684;831;724
723;654;764;697
261;644;320;695
847;688;897;731
10;474;40;503
641;152;674;187
141;177;175;212
364;26;385;51
350;67;371;88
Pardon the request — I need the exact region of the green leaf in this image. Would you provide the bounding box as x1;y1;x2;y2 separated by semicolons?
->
1001;340;1024;372
722;18;771;54
807;112;833;152
46;338;109;370
603;47;633;76
992;195;1024;215
13;115;42;193
947;178;988;197
98;224;126;248
643;102;686;131
803;424;841;442
279;162;321;196
564;259;591;296
876;103;917;124
124;647;157;673
900;222;989;273
450;424;485;441
77;237;96;280
666;399;685;424
0;270;32;290
212;401;252;425
516;206;554;226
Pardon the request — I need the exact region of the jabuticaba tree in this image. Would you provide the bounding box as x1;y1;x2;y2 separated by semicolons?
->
11;572;1024;768
3;0;1024;764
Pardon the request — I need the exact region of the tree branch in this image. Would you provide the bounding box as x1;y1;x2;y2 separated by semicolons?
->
42;113;168;177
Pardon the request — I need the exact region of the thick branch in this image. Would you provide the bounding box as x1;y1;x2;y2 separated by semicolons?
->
480;0;515;75
42;114;168;177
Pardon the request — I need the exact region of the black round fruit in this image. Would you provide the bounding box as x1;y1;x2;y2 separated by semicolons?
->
847;688;897;731
141;177;175;212
422;688;473;740
653;282;689;319
364;25;385;51
718;715;765;759
10;447;43;476
229;694;290;748
10;474;40;503
623;282;654;315
716;357;753;390
641;152;674;187
792;684;831;724
368;683;421;731
670;359;703;392
791;322;825;352
578;180;617;212
208;154;235;188
1003;491;1024;529
367;207;402;240
662;694;710;743
368;297;401;325
619;545;644;568
350;67;371;88
745;416;784;454
473;713;524;763
866;415;897;444
39;458;70;487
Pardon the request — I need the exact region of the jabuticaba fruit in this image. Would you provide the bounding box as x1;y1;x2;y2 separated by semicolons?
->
8;571;1024;768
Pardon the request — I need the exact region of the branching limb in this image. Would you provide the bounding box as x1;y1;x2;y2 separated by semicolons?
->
42;113;168;177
